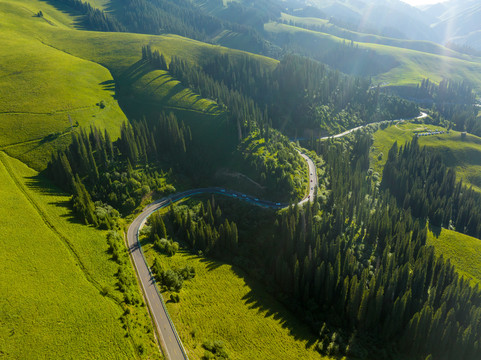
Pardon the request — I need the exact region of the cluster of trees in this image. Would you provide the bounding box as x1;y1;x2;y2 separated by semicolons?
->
106;231;142;305
421;79;481;136
151;258;195;293
237;131;306;201
141;45;168;70
262;134;481;359
150;198;239;257
59;0;125;32
267;55;418;134
46;113;190;223
104;0;272;55
154;49;418;138
112;0;221;41
382;137;481;238
168;55;269;141
395;78;481;135
415;78;476;108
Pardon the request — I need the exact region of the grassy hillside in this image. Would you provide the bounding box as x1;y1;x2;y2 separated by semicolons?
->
279;13;469;60
0;152;160;359
142;246;326;360
427;228;481;285
265;22;481;91
0;0;277;171
371;121;481;192
0;0;127;169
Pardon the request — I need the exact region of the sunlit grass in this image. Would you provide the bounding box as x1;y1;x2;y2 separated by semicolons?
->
264;22;481;91
371;122;481;191
427;228;481;286
0;152;139;359
142;246;327;360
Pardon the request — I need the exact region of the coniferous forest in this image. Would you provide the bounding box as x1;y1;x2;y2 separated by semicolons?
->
28;3;481;359
41;36;481;360
146;133;481;360
7;0;481;359
143;46;418;137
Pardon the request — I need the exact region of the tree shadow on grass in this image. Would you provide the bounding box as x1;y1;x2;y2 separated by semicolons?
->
184;250;318;349
37;0;91;31
428;223;442;238
117;60;152;87
23;174;81;224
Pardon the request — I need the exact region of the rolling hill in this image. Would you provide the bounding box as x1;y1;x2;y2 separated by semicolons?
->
370;120;481;193
264;21;481;90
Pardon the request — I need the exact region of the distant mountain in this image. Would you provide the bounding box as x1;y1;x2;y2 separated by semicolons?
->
427;0;481;51
303;0;441;41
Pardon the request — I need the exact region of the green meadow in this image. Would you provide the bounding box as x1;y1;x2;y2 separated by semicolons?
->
0;152;141;359
279;13;467;59
142;247;327;360
264;22;481;90
427;228;481;285
371;121;481;191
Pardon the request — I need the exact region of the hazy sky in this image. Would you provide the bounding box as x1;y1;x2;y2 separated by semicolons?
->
401;0;448;6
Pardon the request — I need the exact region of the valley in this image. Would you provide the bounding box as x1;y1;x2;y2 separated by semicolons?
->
2;0;481;359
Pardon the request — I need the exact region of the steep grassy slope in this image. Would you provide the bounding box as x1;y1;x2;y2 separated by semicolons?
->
371;121;481;192
265;22;481;90
0;0;278;172
0;152;160;359
0;0;127;169
427;228;481;285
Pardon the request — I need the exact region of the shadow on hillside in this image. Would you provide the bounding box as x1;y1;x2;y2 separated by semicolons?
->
24;174;82;224
186;251;318;349
38;0;90;31
100;79;115;91
117;60;152;86
428;223;442;238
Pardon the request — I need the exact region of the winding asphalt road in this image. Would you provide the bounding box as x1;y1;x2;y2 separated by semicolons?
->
127;155;317;360
291;112;428;142
127;111;426;360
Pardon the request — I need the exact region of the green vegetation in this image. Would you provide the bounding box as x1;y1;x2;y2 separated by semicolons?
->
279;13;468;60
427;228;481;285
264;22;481;90
371;120;481;192
0;0;127;169
383;136;481;241
143;248;324;360
370;120;446;173
3;1;481;359
0;152;159;359
234;131;308;201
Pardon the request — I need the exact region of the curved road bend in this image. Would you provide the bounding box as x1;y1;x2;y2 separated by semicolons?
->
128;112;429;359
127;154;318;360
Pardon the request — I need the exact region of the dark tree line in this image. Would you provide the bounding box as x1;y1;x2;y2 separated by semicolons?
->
261;134;481;359
59;0;125;32
382;137;481;239
417;79;481;136
152;47;418;138
46;113;190;224
168;55;269;141
394;78;481;135
236;131;306;201
107;0;272;55
150;198;238;258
